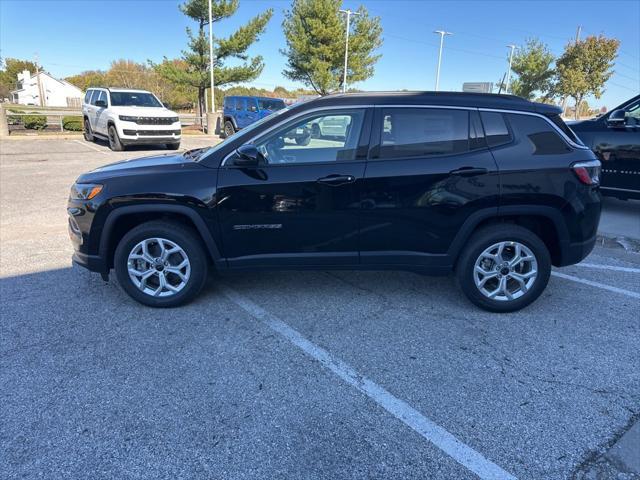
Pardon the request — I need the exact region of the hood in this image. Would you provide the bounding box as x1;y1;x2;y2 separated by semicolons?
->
76;150;206;183
108;106;178;117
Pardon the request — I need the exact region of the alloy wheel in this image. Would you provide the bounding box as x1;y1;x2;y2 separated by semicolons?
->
127;237;191;297
473;241;538;301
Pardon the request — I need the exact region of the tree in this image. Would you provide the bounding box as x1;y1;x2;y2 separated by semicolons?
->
281;0;382;95
155;0;272;120
0;58;38;100
555;35;619;119
509;38;555;100
65;70;107;91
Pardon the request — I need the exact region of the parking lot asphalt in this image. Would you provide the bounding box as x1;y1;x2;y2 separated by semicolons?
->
1;137;639;480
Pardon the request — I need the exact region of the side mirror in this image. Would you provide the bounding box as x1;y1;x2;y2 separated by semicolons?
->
233;144;264;167
95;100;107;108
607;109;626;128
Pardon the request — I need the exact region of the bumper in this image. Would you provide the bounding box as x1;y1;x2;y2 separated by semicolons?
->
72;250;108;274
557;234;597;267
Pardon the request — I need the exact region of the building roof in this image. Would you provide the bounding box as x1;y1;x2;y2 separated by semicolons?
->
301;91;562;115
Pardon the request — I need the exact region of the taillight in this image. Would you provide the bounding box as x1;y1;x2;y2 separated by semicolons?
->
572;160;601;186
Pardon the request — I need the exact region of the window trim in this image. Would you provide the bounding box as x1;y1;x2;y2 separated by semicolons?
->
221;105;374;167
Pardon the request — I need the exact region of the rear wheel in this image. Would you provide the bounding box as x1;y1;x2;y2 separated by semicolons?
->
83;118;94;142
224;120;235;138
108;125;125;151
114;221;209;307
456;225;551;312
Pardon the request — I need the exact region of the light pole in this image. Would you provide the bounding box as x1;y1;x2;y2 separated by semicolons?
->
434;30;452;91
339;9;360;93
505;44;517;93
208;0;215;112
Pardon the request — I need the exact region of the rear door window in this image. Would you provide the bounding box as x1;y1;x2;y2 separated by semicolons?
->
235;98;245;111
480;112;512;147
378;108;470;159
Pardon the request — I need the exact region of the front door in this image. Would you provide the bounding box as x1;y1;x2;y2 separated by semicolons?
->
216;108;371;267
359;107;499;267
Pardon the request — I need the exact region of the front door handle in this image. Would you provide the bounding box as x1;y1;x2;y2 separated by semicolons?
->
317;174;356;186
449;167;488;177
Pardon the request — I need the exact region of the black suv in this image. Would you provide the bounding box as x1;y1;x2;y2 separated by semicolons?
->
68;92;601;312
570;94;640;200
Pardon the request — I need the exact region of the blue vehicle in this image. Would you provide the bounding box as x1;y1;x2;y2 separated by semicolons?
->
223;96;286;137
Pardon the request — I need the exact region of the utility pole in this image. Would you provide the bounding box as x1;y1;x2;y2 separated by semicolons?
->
505;44;517;94
339;9;360;93
434;30;452;91
208;0;215;112
34;53;45;107
575;25;582;43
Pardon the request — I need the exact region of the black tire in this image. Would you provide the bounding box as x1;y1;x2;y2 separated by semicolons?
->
456;225;551;313
166;142;181;150
295;134;311;146
114;221;209;308
108;125;125;151
83;118;94;142
224;120;235;138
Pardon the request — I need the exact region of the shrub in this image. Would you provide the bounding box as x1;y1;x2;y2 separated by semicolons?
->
63;115;83;131
23;114;47;130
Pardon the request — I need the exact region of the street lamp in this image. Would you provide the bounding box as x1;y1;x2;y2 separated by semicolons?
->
434;30;452;92
339;9;360;93
505;44;517;93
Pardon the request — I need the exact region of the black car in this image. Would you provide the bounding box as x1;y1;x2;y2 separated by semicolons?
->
68;92;601;312
570;94;640;200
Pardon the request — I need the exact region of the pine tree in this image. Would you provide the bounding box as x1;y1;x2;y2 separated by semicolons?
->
155;0;272;119
281;0;382;95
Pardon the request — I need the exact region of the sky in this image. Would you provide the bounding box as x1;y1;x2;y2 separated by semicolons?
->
1;0;639;108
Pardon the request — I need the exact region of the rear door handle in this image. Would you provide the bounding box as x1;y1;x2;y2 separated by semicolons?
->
317;174;356;186
449;167;488;176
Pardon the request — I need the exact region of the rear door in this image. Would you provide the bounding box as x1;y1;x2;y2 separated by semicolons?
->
359;106;499;267
235;98;248;128
216;108;372;267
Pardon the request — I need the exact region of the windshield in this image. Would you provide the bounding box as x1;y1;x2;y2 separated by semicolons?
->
258;98;285;111
195;105;292;162
110;92;163;108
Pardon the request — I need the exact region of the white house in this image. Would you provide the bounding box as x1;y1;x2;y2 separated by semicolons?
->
10;70;83;108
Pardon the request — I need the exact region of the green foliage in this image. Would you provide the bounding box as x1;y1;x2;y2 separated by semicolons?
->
556;35;620;119
23;114;47;130
282;0;382;95
63;115;83;131
509;38;555;100
155;0;273;117
0;58;38;99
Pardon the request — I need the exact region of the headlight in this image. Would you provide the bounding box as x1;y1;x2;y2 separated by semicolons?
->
70;183;103;200
119;115;137;122
170;116;179;123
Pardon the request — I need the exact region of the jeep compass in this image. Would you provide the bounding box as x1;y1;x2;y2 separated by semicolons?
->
68;92;601;312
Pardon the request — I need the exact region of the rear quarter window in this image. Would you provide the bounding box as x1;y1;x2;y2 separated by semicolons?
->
505;114;571;155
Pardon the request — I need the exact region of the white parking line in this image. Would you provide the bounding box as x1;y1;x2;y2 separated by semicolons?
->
221;286;517;480
576;263;640;274
551;271;640;299
72;139;107;154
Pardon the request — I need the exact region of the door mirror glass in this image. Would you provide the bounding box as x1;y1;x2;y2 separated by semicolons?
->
607;109;626;128
233;144;264;166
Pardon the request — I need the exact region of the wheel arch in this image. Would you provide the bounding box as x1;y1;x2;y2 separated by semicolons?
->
99;204;222;270
448;206;569;267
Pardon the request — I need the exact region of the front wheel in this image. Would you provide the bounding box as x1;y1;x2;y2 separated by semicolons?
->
114;221;209;307
456;225;551;312
108;125;125;151
166;142;181;150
